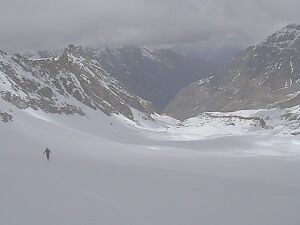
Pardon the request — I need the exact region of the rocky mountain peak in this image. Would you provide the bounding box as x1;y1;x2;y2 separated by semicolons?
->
262;23;300;48
0;50;7;56
286;23;300;30
62;44;85;59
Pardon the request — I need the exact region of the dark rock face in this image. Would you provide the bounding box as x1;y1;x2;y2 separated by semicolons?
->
0;45;154;120
164;24;300;120
84;46;218;111
0;111;13;122
205;113;267;129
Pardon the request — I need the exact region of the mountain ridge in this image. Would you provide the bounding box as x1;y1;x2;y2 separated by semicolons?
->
0;44;154;120
164;23;300;120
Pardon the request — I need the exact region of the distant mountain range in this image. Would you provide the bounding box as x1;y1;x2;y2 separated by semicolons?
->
164;24;300;120
1;24;299;122
25;46;221;111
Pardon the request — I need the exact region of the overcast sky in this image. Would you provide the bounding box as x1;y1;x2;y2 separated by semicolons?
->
1;0;300;53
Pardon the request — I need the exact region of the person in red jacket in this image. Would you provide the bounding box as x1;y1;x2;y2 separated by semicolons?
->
43;148;52;161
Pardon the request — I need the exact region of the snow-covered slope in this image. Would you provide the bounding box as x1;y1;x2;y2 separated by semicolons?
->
1;40;300;225
131;106;300;143
1;97;299;225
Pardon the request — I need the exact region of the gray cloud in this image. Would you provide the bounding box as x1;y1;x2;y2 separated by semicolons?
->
0;0;300;52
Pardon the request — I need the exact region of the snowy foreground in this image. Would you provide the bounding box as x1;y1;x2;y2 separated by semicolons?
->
1;104;300;225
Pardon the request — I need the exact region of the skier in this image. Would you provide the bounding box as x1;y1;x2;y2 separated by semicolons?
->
43;148;52;161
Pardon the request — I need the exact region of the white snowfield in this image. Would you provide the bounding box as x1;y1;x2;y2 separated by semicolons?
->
1;101;300;225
